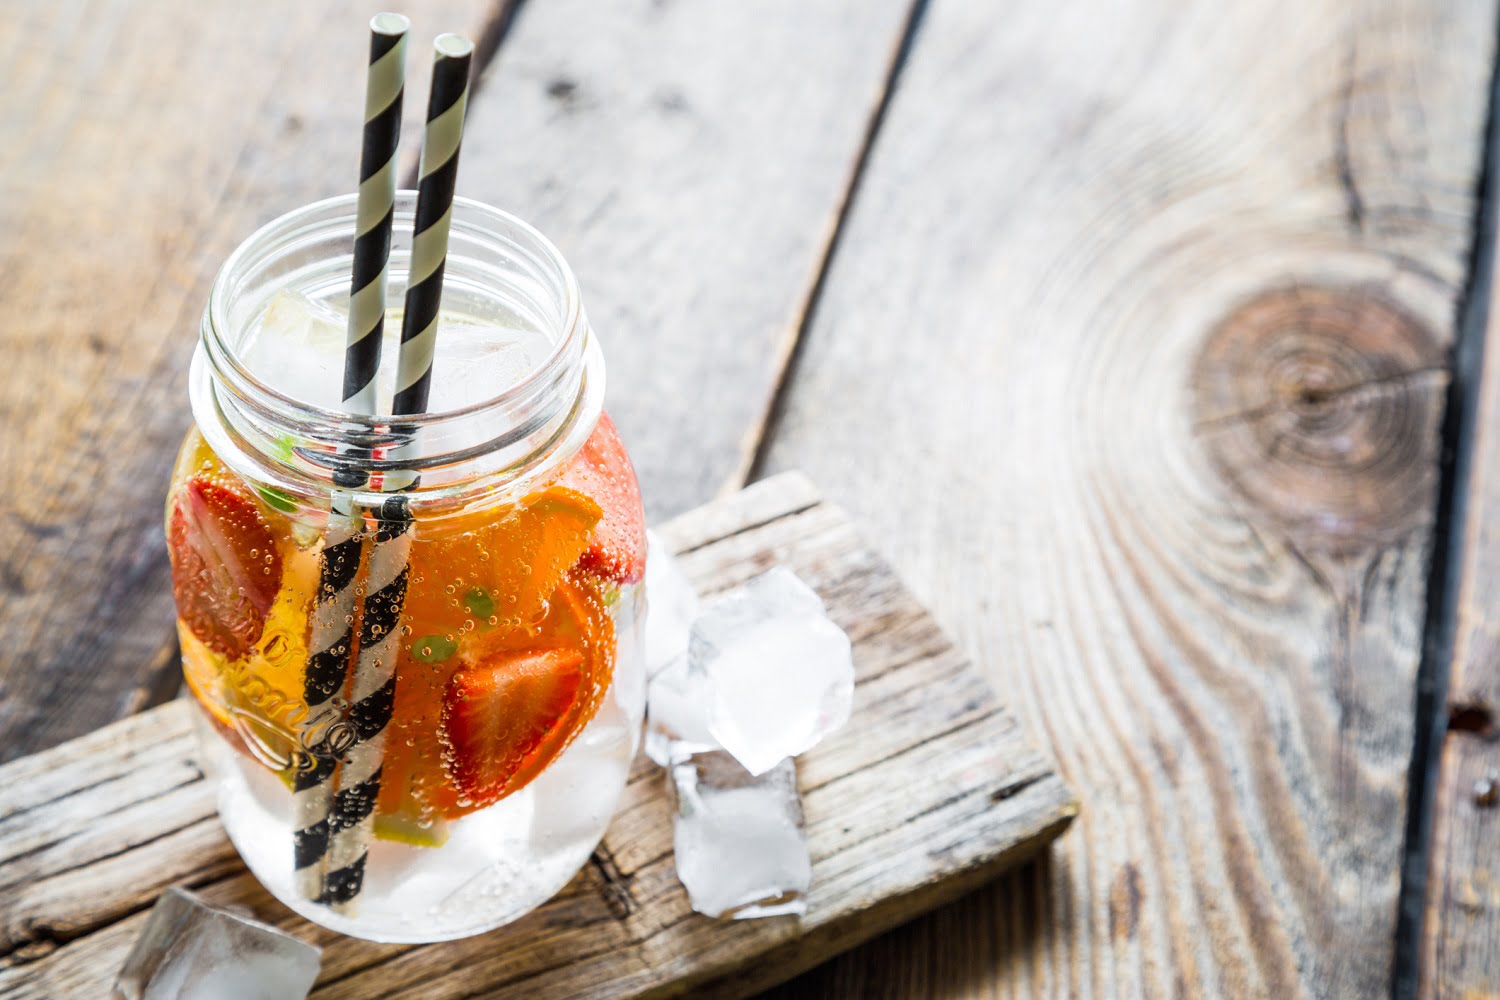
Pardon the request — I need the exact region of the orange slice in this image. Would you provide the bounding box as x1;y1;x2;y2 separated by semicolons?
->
400;485;602;649
376;575;615;824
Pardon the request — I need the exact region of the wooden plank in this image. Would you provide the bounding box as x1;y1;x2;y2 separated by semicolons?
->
0;0;919;769
0;0;505;763
450;0;918;521
1424;736;1500;998
0;473;1076;998
755;0;1495;996
1421;231;1500;994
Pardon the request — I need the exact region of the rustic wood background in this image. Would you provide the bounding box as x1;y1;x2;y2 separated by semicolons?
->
1;0;1498;996
0;474;1076;998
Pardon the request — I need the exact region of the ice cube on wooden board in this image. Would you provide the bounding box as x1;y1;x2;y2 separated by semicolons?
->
113;886;320;1000
669;752;810;919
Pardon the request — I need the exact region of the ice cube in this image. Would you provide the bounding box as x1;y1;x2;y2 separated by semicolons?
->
426;322;548;412
669;752;809;919
645;653;719;766
240;290;350;410
642;537;713;765
528;717;635;848
689;568;853;776
643;532;700;679
361;799;532;914
114;886;321;1000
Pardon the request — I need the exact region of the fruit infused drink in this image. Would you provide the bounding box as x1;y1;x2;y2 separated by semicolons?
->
170;194;645;942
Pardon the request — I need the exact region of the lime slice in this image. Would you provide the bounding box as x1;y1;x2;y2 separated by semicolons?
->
256;485;298;514
374;813;451;847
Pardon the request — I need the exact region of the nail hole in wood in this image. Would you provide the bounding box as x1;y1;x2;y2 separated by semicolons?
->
1449;700;1496;738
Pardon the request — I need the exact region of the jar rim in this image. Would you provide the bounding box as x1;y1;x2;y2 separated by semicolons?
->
192;191;605;509
205;191;584;428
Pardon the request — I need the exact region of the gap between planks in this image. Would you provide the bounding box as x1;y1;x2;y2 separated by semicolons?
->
1414;6;1500;990
730;0;933;497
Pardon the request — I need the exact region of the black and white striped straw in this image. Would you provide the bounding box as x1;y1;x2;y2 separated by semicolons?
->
295;14;408;906
394;33;473;415
343;12;409;413
316;33;473;910
292;477;364;902
319;495;407;909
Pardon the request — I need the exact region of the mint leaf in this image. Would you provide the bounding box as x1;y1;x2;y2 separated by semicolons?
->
257;486;298;514
412;635;458;663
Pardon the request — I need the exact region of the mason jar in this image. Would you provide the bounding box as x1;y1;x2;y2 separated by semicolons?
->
167;193;646;942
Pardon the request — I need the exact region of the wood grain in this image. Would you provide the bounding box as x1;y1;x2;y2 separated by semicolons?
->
0;0;505;764
449;0;918;521
1421;240;1500;995
0;473;1075;999
755;0;1495;995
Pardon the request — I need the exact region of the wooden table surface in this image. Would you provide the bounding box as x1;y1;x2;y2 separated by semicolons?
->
2;1;1497;997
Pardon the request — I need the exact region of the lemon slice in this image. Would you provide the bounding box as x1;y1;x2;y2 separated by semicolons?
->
374;813;451;848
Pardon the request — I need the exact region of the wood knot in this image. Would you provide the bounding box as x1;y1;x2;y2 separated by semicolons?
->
1192;286;1444;556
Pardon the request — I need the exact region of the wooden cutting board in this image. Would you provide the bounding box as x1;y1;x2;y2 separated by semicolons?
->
0;471;1075;998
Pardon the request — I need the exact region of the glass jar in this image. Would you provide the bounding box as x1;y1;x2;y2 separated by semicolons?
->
167;193;646;943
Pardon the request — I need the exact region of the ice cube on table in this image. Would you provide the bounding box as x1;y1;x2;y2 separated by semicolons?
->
643;537;715;764
643;532;701;679
645;653;719;766
114;886;320;1000
670;751;810;920
239;290;350;411
689;568;853;776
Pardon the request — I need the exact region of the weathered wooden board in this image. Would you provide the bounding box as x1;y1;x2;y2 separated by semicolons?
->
454;0;917;519
1421;228;1500;994
0;472;1075;999
0;0;503;763
755;0;1495;996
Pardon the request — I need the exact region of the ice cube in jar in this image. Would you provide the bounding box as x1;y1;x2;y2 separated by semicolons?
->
239;290;553;415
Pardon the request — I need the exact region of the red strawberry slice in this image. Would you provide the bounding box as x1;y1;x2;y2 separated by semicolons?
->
440;648;585;810
559;412;646;583
168;477;283;659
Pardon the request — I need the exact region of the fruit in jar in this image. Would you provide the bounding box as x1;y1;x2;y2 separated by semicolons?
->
559;413;646;584
168;477;284;659
399;485;602;643
439;648;586;811
377;575;615;824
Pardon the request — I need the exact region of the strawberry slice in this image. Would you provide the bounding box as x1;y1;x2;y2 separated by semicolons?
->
440;648;585;810
168;477;283;659
559;412;646;583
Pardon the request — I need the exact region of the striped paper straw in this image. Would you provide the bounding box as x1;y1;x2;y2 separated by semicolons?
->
394;33;473;415
295;14;408;905
318;33;474;910
343;12;409;413
292;474;365;900
320;496;408;909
